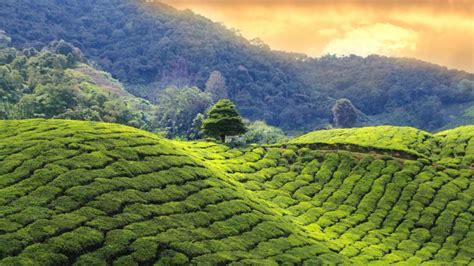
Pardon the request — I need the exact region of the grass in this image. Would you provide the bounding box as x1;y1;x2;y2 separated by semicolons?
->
0;119;473;265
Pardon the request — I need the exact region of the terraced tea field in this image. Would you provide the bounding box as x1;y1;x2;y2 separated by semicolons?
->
0;120;473;265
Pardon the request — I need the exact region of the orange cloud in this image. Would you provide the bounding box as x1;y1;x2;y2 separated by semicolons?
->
323;23;420;57
160;0;474;72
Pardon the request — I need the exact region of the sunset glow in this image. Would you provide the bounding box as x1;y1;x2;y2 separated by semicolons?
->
161;0;474;72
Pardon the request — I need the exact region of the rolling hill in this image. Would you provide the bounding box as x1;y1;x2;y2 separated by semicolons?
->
0;0;473;132
1;119;473;264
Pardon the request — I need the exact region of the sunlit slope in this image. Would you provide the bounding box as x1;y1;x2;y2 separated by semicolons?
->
1;120;473;265
0;120;344;265
291;125;474;167
436;126;474;167
290;126;436;158
181;126;474;265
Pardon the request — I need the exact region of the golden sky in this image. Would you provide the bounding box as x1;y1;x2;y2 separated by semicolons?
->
160;0;474;72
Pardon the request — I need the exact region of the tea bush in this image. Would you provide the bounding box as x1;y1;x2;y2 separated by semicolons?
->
0;120;473;264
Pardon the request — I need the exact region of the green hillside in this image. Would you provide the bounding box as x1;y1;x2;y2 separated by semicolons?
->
1;119;473;265
436;126;474;167
290;126;436;158
292;125;474;166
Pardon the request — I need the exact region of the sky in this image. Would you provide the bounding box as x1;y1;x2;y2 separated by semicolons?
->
160;0;474;72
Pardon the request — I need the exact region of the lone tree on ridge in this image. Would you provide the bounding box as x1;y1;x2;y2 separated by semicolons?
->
202;99;246;143
332;98;358;128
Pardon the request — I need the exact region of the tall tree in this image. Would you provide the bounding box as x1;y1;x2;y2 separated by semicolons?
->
188;113;205;140
0;30;11;48
332;98;358;128
202;99;246;143
205;71;228;102
155;87;212;138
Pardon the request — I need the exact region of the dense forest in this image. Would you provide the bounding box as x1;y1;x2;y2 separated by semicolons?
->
0;39;157;130
0;0;473;133
0;38;283;142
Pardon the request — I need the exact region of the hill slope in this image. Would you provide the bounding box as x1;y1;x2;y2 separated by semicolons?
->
0;120;345;265
1;120;473;264
291;126;436;158
0;0;473;131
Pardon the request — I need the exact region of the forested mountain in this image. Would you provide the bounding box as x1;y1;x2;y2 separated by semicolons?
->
0;0;473;132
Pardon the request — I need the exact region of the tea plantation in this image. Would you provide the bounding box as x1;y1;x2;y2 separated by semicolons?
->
0;120;473;265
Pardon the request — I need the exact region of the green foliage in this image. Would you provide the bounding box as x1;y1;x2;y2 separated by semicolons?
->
291;126;437;158
464;106;474;117
155;87;212;139
242;120;287;144
0;120;473;265
181;122;473;265
202;99;246;142
205;71;228;102
332;98;358;128
0;45;158;131
0;30;11;48
436;126;474;167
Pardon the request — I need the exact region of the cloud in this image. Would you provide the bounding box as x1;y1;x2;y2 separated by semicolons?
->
318;28;339;37
160;0;474;72
162;0;474;16
323;23;420;57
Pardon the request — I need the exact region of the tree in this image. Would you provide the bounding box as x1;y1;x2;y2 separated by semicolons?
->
202;99;246;142
0;30;11;48
243;120;286;144
205;71;228;102
155;87;212;138
411;96;443;130
188;113;205;140
332;98;357;128
46;40;85;66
